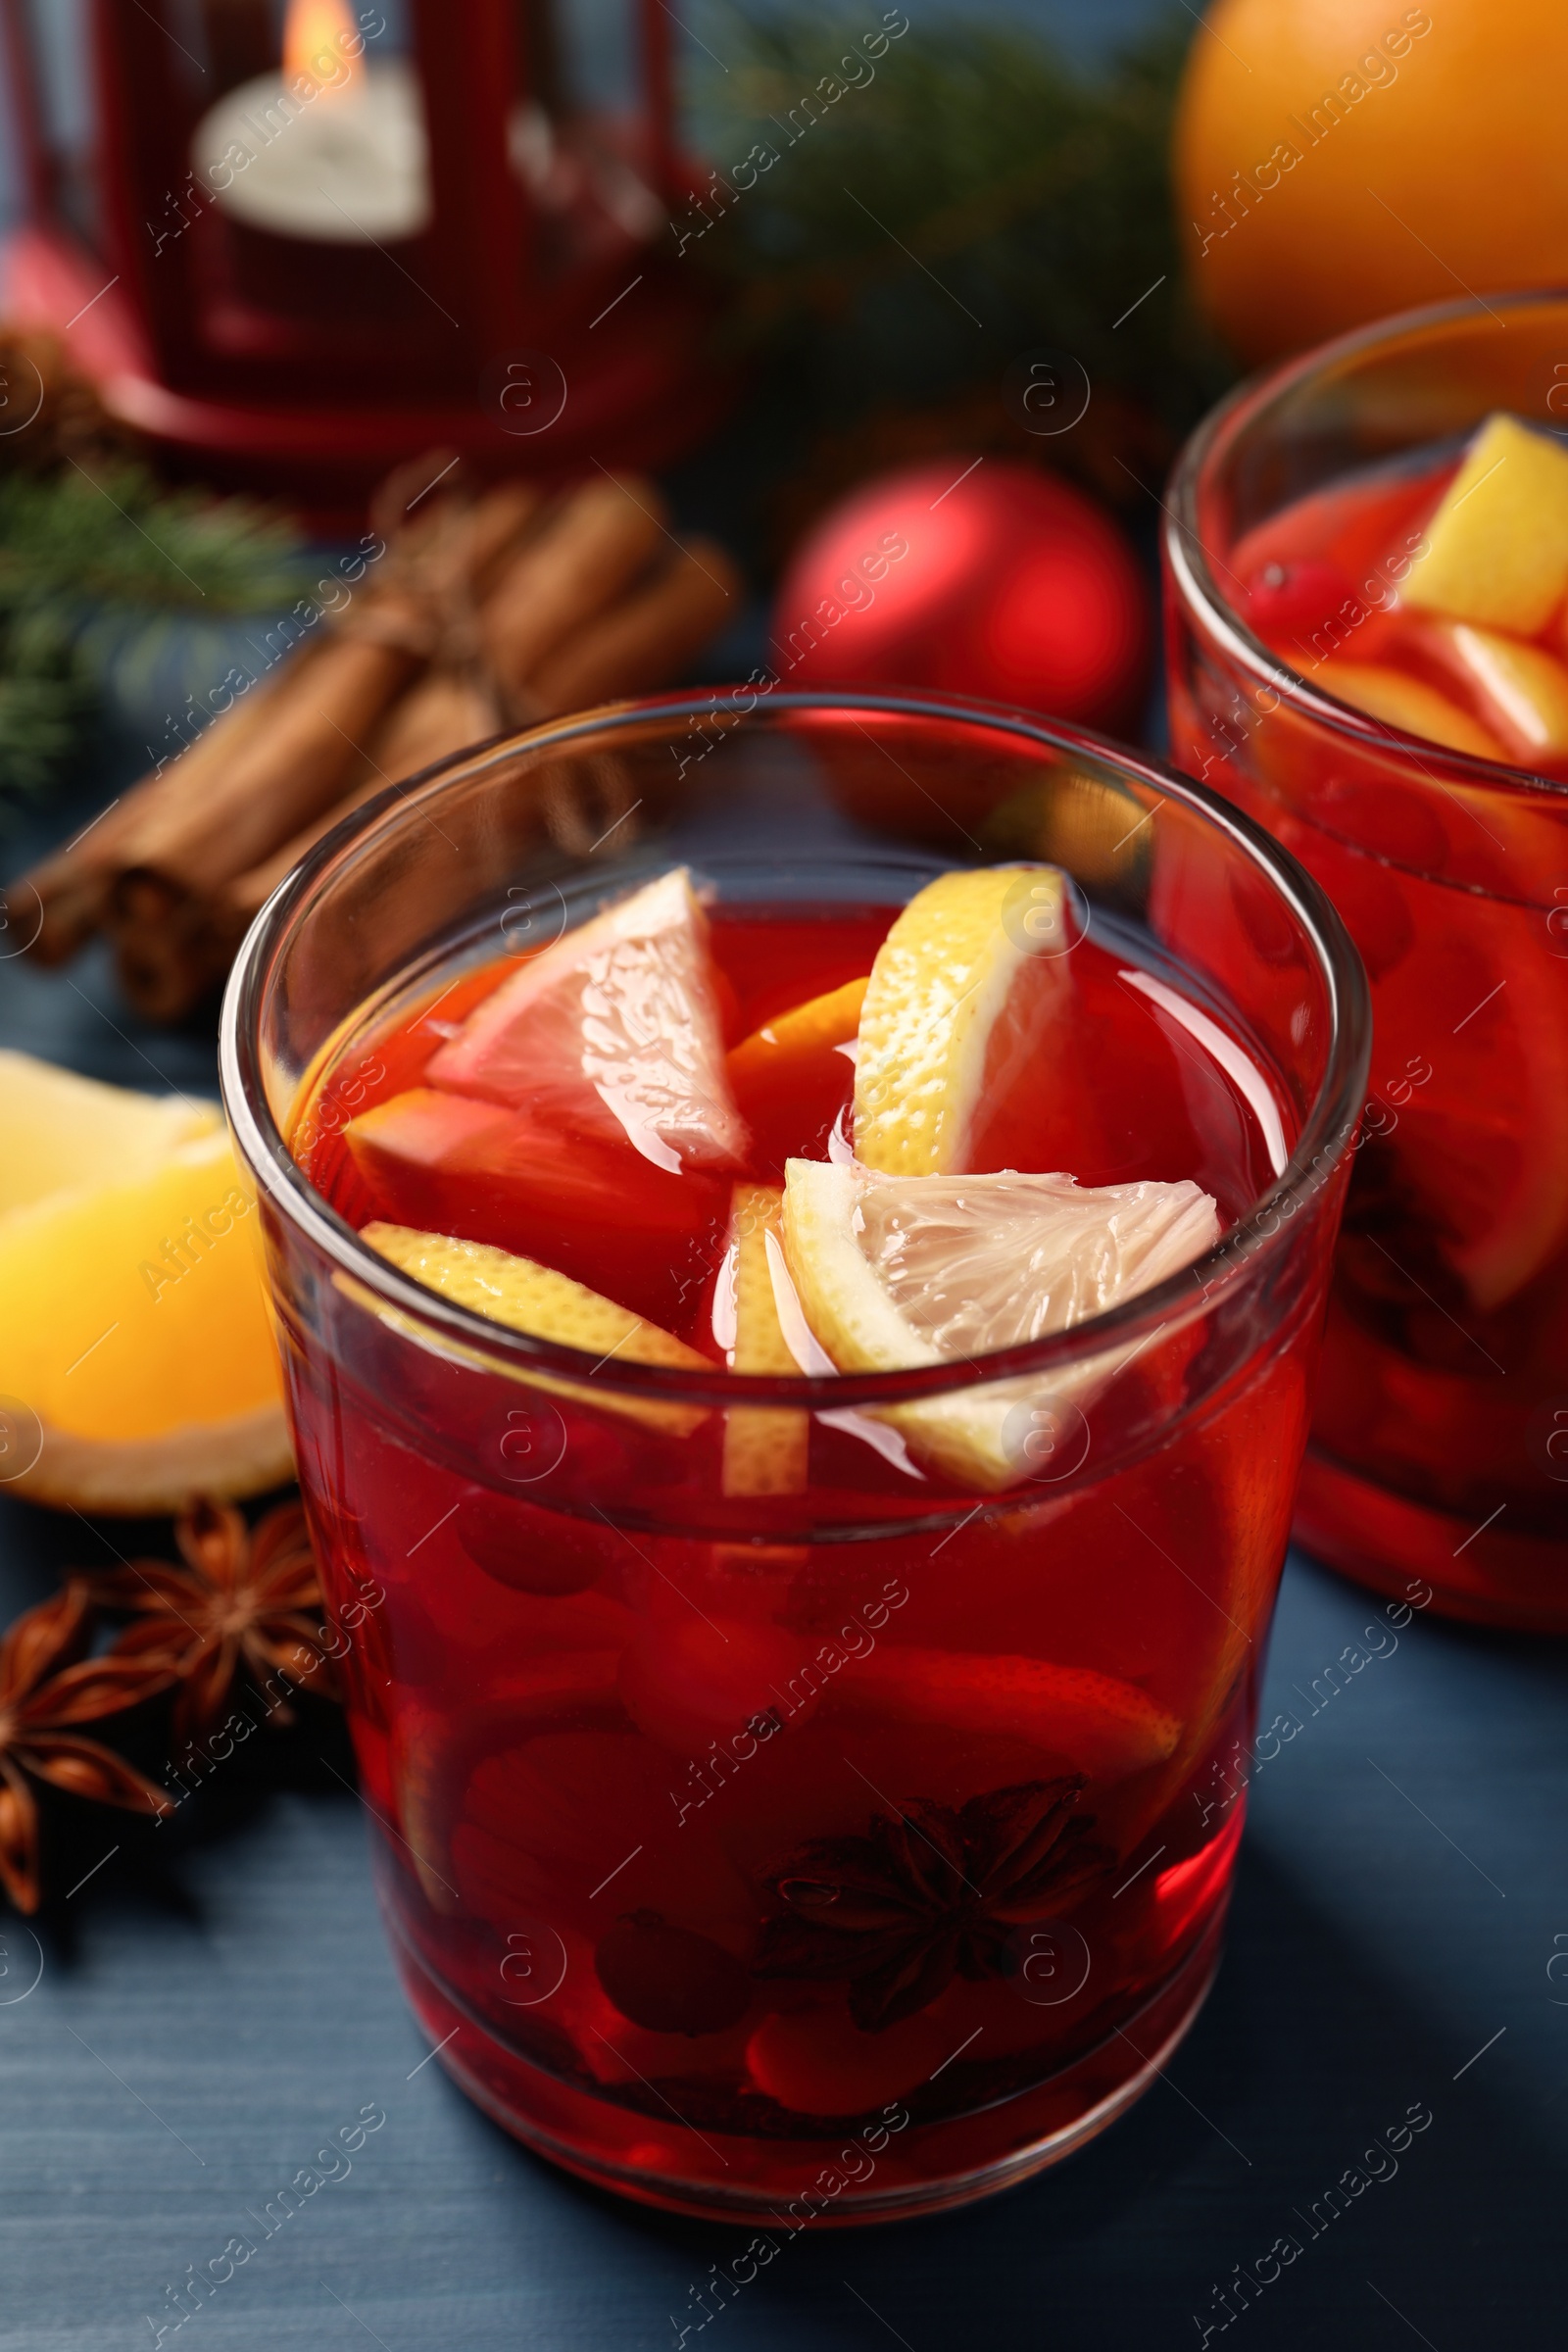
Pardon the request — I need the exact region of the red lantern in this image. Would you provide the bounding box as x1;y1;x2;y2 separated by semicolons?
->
0;0;731;515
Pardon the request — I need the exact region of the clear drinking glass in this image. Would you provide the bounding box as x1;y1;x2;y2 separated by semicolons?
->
220;692;1367;2223
1165;291;1568;1630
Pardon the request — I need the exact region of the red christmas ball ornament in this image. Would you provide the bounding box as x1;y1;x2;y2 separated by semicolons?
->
772;459;1152;733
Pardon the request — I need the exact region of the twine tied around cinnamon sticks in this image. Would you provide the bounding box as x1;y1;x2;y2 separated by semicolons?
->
14;459;739;1021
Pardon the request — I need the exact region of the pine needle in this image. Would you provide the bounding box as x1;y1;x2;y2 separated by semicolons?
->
0;463;314;808
688;5;1226;436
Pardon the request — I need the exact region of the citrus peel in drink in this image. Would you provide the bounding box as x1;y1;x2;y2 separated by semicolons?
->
1318;662;1505;761
725;974;869;1177
725;975;868;1091
843;1648;1180;1778
343;1085;726;1327
1430;623;1568;760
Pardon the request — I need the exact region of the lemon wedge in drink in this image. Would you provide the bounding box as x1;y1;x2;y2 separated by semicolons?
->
855;864;1072;1175
719;1183;808;1496
1402;413;1568;636
782;1159;1219;1490
362;1221;711;1435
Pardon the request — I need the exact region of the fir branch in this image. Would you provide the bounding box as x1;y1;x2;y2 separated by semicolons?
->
689;5;1229;437
0;463;313;616
0;462;314;805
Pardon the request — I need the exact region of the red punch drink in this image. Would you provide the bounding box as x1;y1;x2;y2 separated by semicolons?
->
222;696;1365;2221
1167;294;1568;1629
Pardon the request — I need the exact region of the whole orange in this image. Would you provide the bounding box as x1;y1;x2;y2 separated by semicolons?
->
1173;0;1568;365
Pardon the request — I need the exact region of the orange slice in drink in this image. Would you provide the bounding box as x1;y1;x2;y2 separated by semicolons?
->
726;975;866;1174
842;1647;1180;1777
1427;622;1568;762
343;1087;727;1328
726;975;868;1089
1366;911;1568;1312
1316;660;1506;761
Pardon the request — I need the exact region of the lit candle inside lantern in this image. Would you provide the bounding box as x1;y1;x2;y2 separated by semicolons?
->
189;0;430;244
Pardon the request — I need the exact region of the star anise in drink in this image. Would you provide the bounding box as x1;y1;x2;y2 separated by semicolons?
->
0;1583;173;1914
91;1496;335;1740
754;1775;1112;2031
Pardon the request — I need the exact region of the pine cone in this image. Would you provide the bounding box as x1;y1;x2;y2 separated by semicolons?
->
0;327;133;475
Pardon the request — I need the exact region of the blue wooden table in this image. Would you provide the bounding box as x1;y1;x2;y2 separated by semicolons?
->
1;741;1564;2352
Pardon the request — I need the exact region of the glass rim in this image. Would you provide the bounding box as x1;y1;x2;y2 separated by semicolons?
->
220;687;1371;1409
1165;284;1568;806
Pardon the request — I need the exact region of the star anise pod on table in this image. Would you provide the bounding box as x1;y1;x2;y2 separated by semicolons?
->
89;1496;334;1741
755;1775;1113;2032
0;1584;174;1914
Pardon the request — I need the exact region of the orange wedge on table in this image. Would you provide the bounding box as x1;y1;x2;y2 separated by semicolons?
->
0;1052;288;1511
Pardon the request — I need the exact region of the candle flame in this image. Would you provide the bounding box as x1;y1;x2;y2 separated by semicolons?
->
283;0;361;101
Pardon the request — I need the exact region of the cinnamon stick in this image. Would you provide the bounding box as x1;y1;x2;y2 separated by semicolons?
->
113;670;509;1019
111;479;543;919
482;474;669;708
528;540;740;717
19;476;541;962
103;481;739;1022
368;669;506;783
215;536;738;938
391;477;542;610
112;898;228;1027
111;630;423;925
218;673;505;931
14;661;293;964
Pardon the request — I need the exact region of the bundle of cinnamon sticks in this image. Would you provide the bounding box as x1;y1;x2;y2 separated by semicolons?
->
16;465;739;1020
